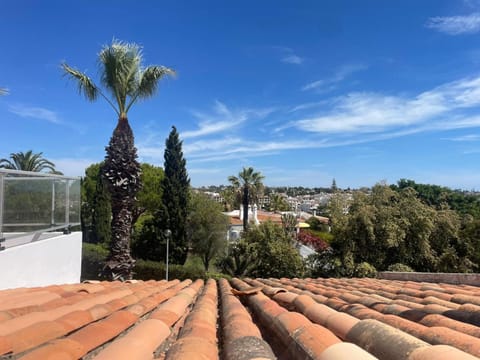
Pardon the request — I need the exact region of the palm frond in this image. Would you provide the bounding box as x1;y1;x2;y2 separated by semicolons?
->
228;175;240;188
0;158;15;169
62;63;98;101
137;66;175;98
0;150;58;173
99;40;142;112
0;87;9;96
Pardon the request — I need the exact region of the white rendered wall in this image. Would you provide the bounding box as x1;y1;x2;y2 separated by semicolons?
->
0;232;82;290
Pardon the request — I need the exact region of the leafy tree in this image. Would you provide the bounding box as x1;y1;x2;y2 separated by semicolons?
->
161;126;190;265
81;163;101;242
269;193;290;212
133;163;164;225
387;263;414;272
0;150;61;173
220;186;237;211
461;218;480;267
394;179;480;217
228;167;264;230
354;262;377;278
91;175;111;245
80;162;112;245
188;192;229;271
306;216;330;233
131;207;170;262
243;221;305;278
331;184;437;271
63;39;174;280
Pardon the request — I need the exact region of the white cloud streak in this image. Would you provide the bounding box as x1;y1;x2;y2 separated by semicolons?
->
182;101;275;139
444;134;480;141
302;64;367;92
426;13;480;35
277;47;305;65
8;104;61;124
145;75;480;167
295;76;480;134
282;54;304;64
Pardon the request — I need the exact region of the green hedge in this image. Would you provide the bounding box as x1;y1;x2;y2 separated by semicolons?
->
82;243;229;281
81;243;109;281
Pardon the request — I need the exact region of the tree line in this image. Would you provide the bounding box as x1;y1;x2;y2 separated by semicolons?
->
310;181;480;277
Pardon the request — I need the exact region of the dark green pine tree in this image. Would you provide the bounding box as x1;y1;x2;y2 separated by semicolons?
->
92;173;112;245
161;126;190;264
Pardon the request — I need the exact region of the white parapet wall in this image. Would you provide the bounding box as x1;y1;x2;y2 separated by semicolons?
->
0;232;82;290
378;271;480;286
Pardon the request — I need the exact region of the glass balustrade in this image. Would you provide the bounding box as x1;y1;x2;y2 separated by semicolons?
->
0;169;81;249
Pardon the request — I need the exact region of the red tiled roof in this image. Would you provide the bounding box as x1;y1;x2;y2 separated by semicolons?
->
228;217;243;225
0;277;480;359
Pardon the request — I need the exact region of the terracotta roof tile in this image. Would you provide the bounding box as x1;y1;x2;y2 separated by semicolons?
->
1;277;480;359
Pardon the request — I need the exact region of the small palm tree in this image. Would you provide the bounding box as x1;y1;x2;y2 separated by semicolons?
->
0;150;60;173
228;167;264;230
270;193;290;212
62;39;174;280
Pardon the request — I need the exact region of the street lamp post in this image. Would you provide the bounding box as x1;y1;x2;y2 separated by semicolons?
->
165;229;171;281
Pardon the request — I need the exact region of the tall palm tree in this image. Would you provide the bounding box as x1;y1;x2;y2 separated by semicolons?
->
228;167;264;230
0;150;60;173
62;39;174;280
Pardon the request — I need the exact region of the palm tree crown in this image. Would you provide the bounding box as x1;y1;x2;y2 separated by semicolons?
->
228;167;265;230
0;150;60;173
62;39;175;119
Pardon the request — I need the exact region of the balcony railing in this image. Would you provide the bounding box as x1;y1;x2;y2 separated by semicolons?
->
0;169;81;250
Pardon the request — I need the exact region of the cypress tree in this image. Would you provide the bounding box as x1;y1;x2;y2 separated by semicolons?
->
161;126;190;264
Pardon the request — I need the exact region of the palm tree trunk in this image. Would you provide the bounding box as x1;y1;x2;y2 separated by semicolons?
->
243;186;249;230
102;117;142;280
107;203;135;279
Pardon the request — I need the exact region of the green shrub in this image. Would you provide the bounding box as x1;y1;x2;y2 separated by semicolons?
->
83;243;222;281
81;243;109;281
205;272;232;281
387;263;414;272
355;262;377;278
134;259;206;281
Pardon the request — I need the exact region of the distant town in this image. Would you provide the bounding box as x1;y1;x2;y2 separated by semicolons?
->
196;181;480;217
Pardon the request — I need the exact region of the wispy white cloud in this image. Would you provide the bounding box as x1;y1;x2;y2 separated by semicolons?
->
184;137;243;155
302;64;367;92
426;13;480;35
182;101;275;139
186;136;337;164
276;47;305;65
146;75;480;168
443;134;480;141
282;54;304;64
8;104;61;124
295;75;480;134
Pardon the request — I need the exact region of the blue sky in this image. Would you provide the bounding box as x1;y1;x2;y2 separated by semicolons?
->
2;1;480;189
